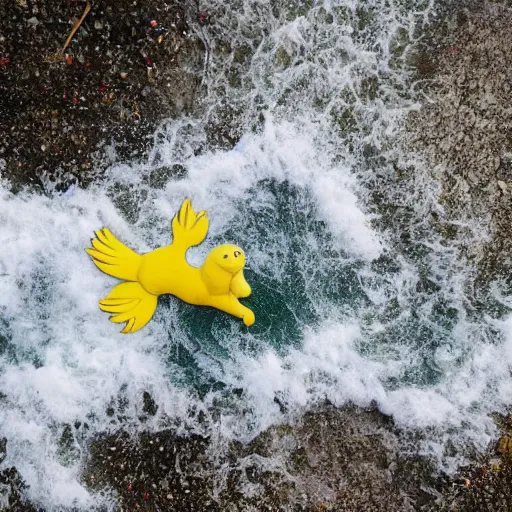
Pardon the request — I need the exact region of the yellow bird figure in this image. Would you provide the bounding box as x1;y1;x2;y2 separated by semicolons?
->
85;198;254;334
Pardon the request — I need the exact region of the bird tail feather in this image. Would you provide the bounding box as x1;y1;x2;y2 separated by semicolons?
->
85;228;141;281
171;198;209;249
99;281;158;334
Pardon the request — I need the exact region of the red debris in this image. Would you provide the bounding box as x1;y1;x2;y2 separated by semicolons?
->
144;56;153;68
127;482;133;491
99;83;108;94
446;46;461;55
0;58;10;66
198;12;208;25
144;492;150;500
150;20;158;27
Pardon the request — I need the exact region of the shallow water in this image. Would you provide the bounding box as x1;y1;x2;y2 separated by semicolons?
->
1;0;512;509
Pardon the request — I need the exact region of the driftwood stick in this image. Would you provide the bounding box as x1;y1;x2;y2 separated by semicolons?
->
45;1;93;62
61;0;92;53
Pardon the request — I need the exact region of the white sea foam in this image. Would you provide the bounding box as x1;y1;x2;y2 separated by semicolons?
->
0;120;382;507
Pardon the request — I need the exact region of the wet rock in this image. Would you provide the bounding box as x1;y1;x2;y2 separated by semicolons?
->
406;0;512;282
0;0;205;192
83;429;222;511
274;46;292;69
434;456;512;512
81;403;448;511
142;390;159;417
0;439;39;512
239;404;448;511
404;6;512;502
0;440;5;465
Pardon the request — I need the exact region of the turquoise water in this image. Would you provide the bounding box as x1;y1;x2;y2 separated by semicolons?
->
154;178;371;394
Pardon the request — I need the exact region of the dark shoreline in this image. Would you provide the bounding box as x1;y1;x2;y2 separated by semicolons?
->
3;401;510;511
0;0;205;193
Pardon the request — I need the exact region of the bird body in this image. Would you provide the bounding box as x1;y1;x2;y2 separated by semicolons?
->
85;198;254;333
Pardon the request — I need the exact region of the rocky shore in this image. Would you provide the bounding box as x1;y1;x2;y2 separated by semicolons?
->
405;0;512;284
2;404;512;511
0;0;205;192
403;0;512;508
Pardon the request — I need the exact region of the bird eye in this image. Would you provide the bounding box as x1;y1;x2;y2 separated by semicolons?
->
223;254;228;259
234;251;241;257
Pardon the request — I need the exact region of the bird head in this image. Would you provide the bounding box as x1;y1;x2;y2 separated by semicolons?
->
206;244;246;275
